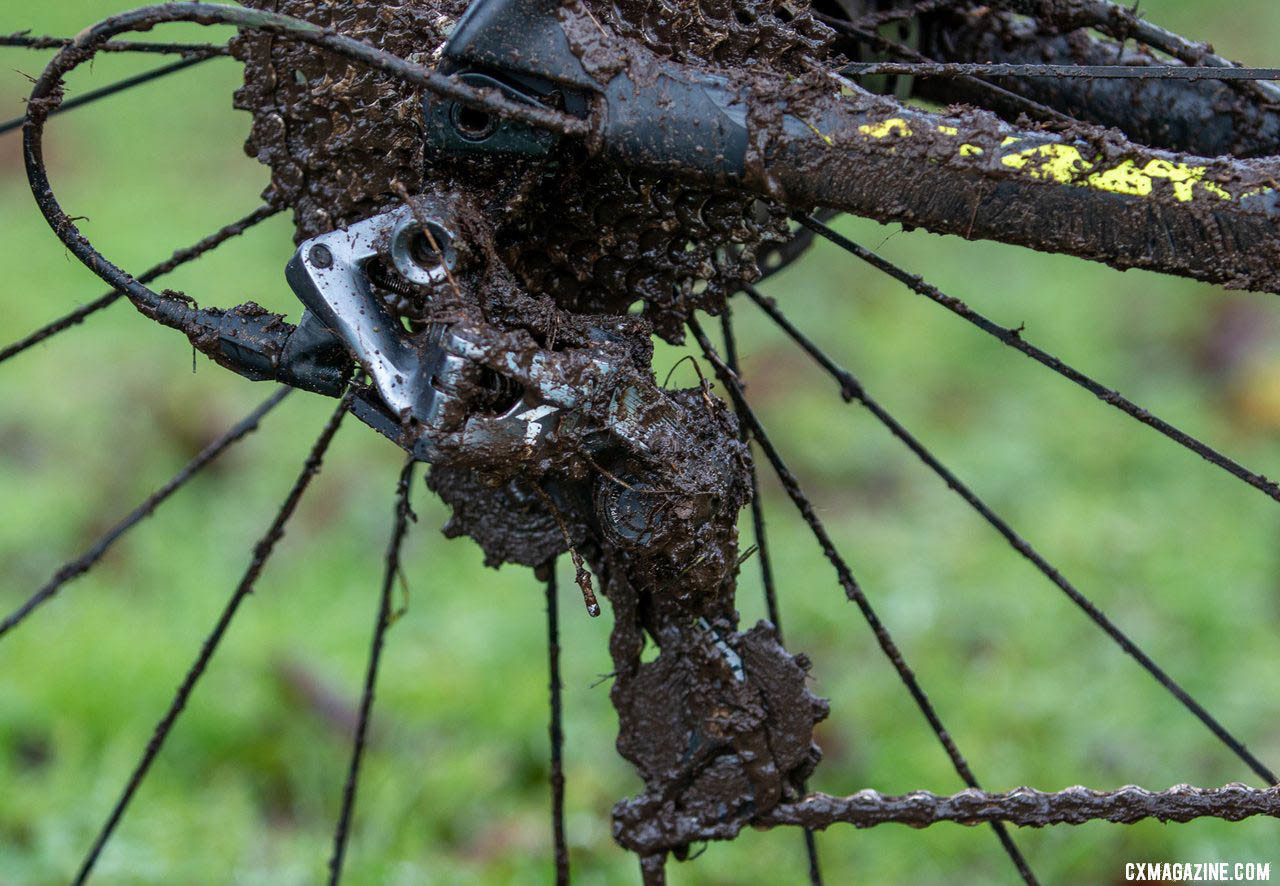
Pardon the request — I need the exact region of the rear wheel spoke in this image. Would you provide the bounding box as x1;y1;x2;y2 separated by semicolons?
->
741;281;1278;786
328;456;416;884
1061;0;1280;105
719;307;823;885
719;308;783;634
800;217;1280;507
817;14;1078;127
0;204;282;366
688;315;1039;886
639;852;667;885
0;386;292;640
0;33;228;55
0;54;224;136
839;61;1280;81
73;388;354;885
543;562;570;885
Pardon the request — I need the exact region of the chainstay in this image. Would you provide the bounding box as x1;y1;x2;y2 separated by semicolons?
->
751;80;1280;295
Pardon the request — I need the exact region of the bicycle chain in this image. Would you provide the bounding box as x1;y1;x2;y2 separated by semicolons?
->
621;783;1280;852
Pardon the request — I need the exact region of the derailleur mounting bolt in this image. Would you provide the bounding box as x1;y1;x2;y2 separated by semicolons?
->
309;244;334;269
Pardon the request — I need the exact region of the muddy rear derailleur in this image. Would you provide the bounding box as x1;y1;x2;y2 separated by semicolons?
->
282;196;687;477
278;197;829;859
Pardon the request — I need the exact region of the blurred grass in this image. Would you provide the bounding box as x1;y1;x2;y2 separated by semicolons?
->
1;1;1279;883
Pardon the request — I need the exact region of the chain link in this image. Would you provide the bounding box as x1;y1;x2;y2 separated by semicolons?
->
758;784;1280;830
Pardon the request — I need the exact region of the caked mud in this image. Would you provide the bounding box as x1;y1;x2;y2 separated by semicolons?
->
232;0;833;863
227;0;1280;869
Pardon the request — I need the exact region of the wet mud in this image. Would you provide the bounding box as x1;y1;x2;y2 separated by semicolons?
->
229;0;1280;870
918;7;1280;158
232;0;811;342
233;0;834;863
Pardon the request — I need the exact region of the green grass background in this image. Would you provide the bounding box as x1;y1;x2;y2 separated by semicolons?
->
1;1;1279;883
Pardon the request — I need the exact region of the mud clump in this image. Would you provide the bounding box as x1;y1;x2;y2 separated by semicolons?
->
611;621;829;855
232;0;831;865
232;0;829;338
231;0;466;240
597;0;832;71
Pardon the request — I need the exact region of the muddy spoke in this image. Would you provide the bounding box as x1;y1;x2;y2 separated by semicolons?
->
1056;0;1280;105
542;562;570;885
0;33;228;55
840;61;1280;81
719;308;783;634
741;281;1278;786
800;217;1280;508
688;316;1039;886
640;852;667;885
0;204;282;367
73;389;353;885
328;456;416;884
0;54;222;136
817;14;1077;127
0;386;291;640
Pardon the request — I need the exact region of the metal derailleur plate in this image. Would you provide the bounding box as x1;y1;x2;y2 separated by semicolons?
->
285;202;459;427
284;200;564;463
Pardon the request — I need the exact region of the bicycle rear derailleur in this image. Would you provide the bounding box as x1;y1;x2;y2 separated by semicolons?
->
284;195;699;476
279;190;826;857
265;0;830;861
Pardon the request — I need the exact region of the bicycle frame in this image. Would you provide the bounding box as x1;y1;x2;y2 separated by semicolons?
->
9;1;1280;883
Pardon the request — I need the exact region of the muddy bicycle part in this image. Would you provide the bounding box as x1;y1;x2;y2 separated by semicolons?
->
7;0;1280;880
844;3;1280;158
428;0;1280;297
23;2;1280;395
